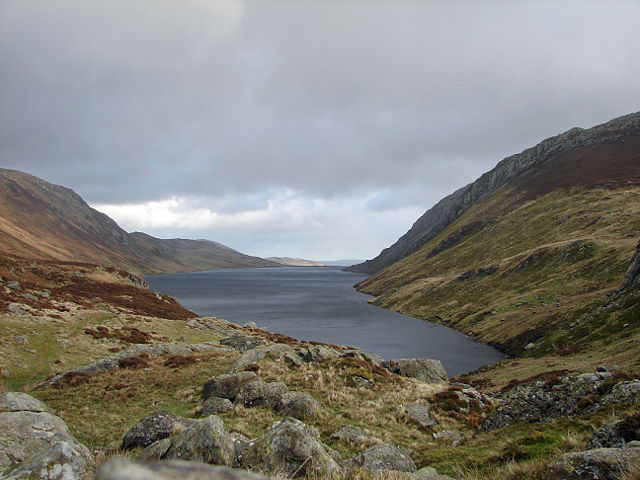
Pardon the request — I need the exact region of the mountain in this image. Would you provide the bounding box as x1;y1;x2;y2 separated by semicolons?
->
0;168;279;274
353;111;640;368
347;112;640;274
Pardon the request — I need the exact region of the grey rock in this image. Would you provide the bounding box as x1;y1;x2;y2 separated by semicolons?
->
229;432;252;468
413;466;455;480
22;293;39;302
6;280;21;290
601;380;640;405
136;438;172;461
0;392;51;413
344;443;416;473
8;304;27;316
96;458;273;480
219;335;265;352
161;415;234;466
402;403;437;428
227;344;296;373
284;352;303;367
0;369;10;378
235;381;288;408
241;417;341;477
34;290;51;299
330;425;379;447
13;334;28;344
244;322;258;329
202;372;258;401
299;346;340;363
276;392;321;420
35;356;122;390
382;358;448;383
202;397;234;415
588;421;626;449
57;338;72;348
121;411;196;450
549;447;640;480
0;440;95;480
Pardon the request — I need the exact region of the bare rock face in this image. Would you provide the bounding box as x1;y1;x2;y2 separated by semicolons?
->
235;381;288;408
121;411;197;450
343;443;417;473
0;392;94;479
0;392;51;413
348;111;640;275
548;445;640;480
96;458;274;480
241;417;342;477
160;415;235;466
202;372;258;402
382;358;448;384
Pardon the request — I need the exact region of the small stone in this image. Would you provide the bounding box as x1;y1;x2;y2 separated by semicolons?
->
244;322;258;329
12;335;28;344
351;376;374;388
401;403;437;429
1;369;10;378
22;293;39;302
6;280;21;290
8;304;27;315
57;338;72;347
524;342;536;351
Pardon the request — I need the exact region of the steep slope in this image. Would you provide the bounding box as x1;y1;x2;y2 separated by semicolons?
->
347;111;640;274
356;116;640;370
0;168;278;274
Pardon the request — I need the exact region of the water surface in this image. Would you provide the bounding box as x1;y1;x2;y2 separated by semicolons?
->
146;267;505;376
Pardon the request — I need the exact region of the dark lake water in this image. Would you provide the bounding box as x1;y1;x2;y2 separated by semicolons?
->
146;267;505;376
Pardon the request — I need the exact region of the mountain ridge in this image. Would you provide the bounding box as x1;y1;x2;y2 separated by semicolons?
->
0;168;279;274
347;111;640;274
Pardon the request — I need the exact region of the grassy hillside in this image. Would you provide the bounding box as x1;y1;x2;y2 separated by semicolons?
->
357;137;640;384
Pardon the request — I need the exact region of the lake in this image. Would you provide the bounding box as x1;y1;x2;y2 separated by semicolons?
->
146;266;505;376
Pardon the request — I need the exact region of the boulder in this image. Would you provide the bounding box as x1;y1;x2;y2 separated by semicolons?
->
549;447;640;480
382;359;448;384
8;303;28;315
121;411;196;450
343;443;417;473
0;440;95;480
330;425;380;447
275;392;321;420
298;346;340;363
96;458;273;480
160;415;234;466
202;397;234;415
227;344;296;373
241;417;341;477
202;372;258;402
401;403;437;428
601;380;640;405
235;381;288;408
0;393;94;478
0;392;51;413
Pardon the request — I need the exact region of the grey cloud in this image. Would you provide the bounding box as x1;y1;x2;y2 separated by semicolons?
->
1;0;640;207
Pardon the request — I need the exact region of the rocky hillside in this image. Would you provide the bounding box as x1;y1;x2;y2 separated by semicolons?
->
347;111;640;275
0;168;278;274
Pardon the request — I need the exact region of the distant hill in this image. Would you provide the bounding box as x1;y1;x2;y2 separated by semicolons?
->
352;111;640;362
266;257;326;267
0;168;279;274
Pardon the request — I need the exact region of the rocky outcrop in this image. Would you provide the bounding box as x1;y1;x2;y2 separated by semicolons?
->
617;240;640;291
241;417;341;477
0;392;94;479
219;335;266;352
121;411;197;450
482;373;640;431
343;443;417;473
588;412;640;449
348;111;640;274
202;372;258;402
382;358;448;384
548;444;640;480
96;458;273;480
202;397;234;415
401;403;437;429
227;344;296;373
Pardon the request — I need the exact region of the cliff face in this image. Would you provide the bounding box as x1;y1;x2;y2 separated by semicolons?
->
347;112;640;274
0;168;279;274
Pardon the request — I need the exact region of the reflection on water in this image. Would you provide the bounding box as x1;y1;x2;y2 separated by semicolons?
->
146;266;505;376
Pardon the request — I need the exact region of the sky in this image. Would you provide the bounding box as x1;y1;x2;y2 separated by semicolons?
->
1;1;639;261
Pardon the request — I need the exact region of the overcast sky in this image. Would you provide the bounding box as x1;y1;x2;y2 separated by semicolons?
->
1;1;639;260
